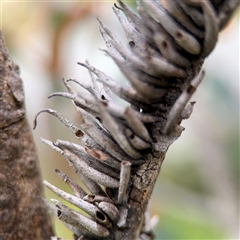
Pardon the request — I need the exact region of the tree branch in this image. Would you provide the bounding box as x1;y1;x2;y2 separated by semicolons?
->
34;1;238;239
1;0;238;239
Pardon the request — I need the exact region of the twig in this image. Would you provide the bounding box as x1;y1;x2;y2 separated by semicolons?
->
50;199;110;238
55;169;87;198
118;161;132;204
163;71;205;134
44;180;113;227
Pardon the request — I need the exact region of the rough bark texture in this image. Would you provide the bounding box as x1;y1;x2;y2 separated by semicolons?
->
0;31;54;239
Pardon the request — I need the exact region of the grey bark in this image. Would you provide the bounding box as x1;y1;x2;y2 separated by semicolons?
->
0;32;54;239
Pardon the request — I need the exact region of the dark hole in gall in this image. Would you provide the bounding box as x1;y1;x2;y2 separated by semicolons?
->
176;31;183;39
101;95;106;100
130;134;134;139
88;194;95;201
162;41;168;48
75;130;84;137
96;117;102;123
129;41;135;48
96;211;106;221
57;209;62;217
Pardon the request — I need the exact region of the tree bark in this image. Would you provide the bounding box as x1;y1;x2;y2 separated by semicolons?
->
0;31;53;240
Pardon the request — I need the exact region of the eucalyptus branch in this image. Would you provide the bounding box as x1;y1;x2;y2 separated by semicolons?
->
32;0;238;239
33;0;238;240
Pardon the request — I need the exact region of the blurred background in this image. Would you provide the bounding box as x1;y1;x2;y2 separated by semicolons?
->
1;1;239;239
